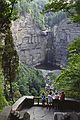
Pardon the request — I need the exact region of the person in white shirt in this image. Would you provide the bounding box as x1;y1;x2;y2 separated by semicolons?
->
47;91;53;109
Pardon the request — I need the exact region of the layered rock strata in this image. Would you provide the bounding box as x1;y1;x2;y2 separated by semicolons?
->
12;14;80;68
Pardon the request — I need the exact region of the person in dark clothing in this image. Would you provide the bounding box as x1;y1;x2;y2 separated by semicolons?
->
41;92;46;106
59;91;65;101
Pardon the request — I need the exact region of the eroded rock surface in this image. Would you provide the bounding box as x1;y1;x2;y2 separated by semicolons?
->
12;14;80;68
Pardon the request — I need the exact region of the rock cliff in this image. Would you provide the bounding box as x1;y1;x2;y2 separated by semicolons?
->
11;13;55;69
54;19;80;67
12;14;80;69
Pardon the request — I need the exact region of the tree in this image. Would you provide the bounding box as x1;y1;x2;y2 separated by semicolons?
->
2;28;19;100
54;38;80;98
0;41;8;111
0;0;19;101
0;0;34;101
16;63;45;96
44;0;80;23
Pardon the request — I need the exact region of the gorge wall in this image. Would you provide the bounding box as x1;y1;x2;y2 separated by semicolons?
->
12;14;80;69
54;19;80;67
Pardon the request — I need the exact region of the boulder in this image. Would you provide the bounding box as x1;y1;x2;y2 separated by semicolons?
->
54;112;78;120
23;112;30;120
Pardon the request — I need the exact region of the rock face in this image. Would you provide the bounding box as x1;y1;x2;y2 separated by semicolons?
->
12;14;80;69
11;13;55;69
54;19;80;67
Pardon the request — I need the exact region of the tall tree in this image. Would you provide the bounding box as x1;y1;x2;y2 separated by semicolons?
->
2;28;19;100
0;0;33;101
0;0;19;101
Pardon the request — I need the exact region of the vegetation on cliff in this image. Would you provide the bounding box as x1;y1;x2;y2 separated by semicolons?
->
44;0;80;23
54;38;80;98
17;0;66;30
13;63;45;101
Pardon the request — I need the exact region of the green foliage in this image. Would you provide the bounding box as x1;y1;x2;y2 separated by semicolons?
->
2;29;19;83
2;28;19;100
13;90;21;101
0;42;8;112
45;11;66;28
17;0;47;30
44;0;68;12
0;69;8;112
13;63;45;97
17;0;66;29
0;0;18;32
55;38;80;98
44;0;80;23
0;0;19;101
71;15;80;23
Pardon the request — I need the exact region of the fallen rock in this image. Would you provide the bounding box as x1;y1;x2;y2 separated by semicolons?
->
54;112;78;120
23;112;30;120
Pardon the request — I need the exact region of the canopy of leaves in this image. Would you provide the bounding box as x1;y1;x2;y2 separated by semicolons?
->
44;0;80;23
0;0;18;32
16;0;66;30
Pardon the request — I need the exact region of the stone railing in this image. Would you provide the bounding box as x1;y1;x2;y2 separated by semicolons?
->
8;96;34;120
12;96;34;111
11;96;80;111
34;97;48;106
52;99;80;112
7;96;80;120
34;97;80;111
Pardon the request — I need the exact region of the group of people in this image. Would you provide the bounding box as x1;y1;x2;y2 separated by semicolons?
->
41;90;65;109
